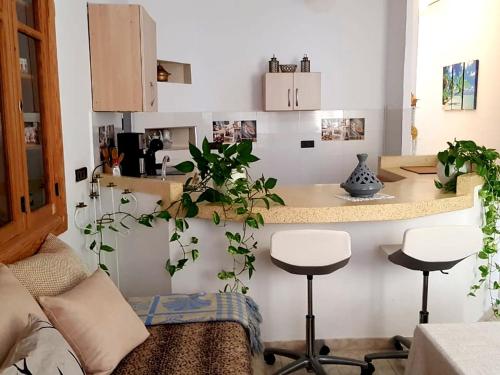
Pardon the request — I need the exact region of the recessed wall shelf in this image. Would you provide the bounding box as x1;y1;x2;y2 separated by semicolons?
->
145;126;196;151
157;59;192;84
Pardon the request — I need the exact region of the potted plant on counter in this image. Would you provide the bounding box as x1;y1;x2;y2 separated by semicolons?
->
82;138;284;294
435;140;500;315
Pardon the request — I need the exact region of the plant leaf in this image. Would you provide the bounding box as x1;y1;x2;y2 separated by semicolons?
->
174;161;195;173
212;211;220;225
157;210;171;221
264;177;277;190
100;244;115;252
191;249;199;261
268;193;285;206
165;259;177;276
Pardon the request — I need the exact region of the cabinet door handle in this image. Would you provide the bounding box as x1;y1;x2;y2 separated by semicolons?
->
295;88;299;107
149;81;156;108
288;89;291;107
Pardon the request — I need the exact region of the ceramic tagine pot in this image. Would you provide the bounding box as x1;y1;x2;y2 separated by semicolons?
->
341;154;384;198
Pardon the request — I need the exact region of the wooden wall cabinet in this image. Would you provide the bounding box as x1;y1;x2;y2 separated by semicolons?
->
264;73;321;111
88;4;157;112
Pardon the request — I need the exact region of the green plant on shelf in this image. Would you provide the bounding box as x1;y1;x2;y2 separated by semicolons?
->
435;140;500;315
82;138;284;294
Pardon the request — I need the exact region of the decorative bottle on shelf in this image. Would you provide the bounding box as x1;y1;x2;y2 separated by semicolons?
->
269;55;279;73
301;54;310;72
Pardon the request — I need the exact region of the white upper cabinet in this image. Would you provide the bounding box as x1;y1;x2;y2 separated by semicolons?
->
264;73;321;111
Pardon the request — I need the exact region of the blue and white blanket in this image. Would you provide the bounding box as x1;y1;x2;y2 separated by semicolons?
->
128;292;263;354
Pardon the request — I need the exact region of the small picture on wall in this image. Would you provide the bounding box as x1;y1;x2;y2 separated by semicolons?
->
451;62;464;110
106;125;115;147
321;118;365;141
241;120;257;142
347;118;365;140
321;118;343;141
442;65;453;110
213;120;257;144
98;126;107;148
463;60;479;110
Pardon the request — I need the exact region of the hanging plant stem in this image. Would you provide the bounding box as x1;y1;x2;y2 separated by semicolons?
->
81;138;284;294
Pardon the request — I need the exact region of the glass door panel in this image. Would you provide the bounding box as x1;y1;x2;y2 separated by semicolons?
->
18;31;47;211
16;0;36;29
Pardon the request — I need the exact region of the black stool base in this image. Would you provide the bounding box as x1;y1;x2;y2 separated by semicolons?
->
364;335;411;364
264;347;372;375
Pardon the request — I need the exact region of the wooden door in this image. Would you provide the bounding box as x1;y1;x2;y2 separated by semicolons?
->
264;73;294;111
140;6;157;112
293;73;321;111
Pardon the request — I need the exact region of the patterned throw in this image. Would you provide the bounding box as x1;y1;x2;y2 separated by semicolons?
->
127;292;263;354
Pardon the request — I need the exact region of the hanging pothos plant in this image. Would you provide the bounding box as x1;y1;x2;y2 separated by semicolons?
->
435;140;500;315
82;138;284;294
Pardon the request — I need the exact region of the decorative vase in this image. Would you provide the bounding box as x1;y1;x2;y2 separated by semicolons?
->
340;154;383;198
436;161;470;185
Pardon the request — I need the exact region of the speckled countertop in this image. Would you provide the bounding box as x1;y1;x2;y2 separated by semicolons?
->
101;155;483;224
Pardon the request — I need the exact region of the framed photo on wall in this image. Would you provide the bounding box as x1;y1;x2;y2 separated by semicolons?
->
451;62;464;110
463;60;479;110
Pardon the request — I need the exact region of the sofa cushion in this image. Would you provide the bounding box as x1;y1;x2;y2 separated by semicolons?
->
8;234;88;297
39;269;149;375
0;314;84;374
0;265;47;365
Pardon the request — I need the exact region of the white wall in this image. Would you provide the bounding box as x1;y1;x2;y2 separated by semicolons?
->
54;0;94;255
414;0;500;154
54;0;127;265
131;0;408;183
133;109;385;184
384;0;407;155
136;0;392;113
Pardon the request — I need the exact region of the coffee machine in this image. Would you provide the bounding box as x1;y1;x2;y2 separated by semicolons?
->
117;133;145;177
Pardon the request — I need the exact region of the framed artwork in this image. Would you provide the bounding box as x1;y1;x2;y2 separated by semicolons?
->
451;62;464;110
212;120;257;144
443;60;479;111
463;60;479;110
442;65;453;110
321;118;365;141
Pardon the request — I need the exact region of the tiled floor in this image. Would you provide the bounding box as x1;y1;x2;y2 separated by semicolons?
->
252;349;406;375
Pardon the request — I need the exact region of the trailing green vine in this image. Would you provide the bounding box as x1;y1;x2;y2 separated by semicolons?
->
82;197;171;274
164;138;284;293
82;138;284;294
435;140;500;315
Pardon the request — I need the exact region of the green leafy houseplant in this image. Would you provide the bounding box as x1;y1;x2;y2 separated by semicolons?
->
435;140;500;314
82;138;284;294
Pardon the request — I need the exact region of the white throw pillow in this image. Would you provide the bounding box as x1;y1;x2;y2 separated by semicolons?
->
0;314;84;375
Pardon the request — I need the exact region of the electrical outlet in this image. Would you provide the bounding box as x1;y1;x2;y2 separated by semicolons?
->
75;167;88;182
301;140;315;148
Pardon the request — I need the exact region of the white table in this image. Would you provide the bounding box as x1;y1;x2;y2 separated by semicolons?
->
406;322;500;375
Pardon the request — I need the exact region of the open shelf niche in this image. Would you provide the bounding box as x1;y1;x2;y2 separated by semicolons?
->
157;59;192;84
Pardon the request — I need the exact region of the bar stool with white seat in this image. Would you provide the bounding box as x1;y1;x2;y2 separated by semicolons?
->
263;229;371;375
364;225;483;371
